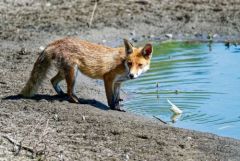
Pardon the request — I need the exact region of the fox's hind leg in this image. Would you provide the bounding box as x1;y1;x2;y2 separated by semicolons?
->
65;65;79;103
51;71;65;96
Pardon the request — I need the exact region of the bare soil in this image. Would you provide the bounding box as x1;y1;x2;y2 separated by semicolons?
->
1;0;240;160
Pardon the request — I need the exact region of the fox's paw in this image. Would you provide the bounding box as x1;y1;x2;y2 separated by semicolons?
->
110;104;126;112
68;96;79;104
115;108;126;112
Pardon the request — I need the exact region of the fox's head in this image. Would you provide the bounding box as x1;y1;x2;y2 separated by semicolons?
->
123;39;152;79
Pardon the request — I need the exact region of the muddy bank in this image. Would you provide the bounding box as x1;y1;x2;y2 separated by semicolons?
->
1;0;240;43
1;0;240;160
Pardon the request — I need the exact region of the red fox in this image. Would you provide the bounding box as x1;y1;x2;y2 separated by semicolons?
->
20;37;152;111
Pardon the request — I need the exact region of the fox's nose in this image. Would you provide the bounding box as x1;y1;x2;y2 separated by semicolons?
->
129;74;134;79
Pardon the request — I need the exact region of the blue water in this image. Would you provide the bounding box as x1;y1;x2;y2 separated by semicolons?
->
123;42;240;140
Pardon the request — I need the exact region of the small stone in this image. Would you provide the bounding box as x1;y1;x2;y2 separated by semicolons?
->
54;114;59;121
207;33;213;40
213;34;218;38
150;34;155;38
132;38;138;42
18;48;26;55
179;144;185;149
130;31;135;36
39;46;45;51
165;34;173;39
187;136;192;141
46;2;51;7
134;0;151;5
125;154;129;161
82;115;86;121
102;39;106;43
194;33;202;37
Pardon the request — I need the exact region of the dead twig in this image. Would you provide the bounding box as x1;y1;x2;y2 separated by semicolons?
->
2;135;33;154
2;119;50;158
88;0;98;28
2;135;47;157
21;114;47;144
32;119;50;157
153;116;167;124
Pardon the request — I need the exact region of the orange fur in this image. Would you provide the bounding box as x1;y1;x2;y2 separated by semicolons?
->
20;37;152;111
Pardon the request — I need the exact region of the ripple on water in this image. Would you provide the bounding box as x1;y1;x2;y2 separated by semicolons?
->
123;42;240;140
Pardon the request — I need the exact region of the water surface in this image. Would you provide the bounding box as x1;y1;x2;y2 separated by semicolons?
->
123;41;240;140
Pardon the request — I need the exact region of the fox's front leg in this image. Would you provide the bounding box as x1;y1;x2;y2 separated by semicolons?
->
64;65;79;103
113;82;121;106
103;74;124;111
51;71;65;96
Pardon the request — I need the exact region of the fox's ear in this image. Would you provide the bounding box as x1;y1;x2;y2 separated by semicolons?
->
123;39;133;55
141;43;152;58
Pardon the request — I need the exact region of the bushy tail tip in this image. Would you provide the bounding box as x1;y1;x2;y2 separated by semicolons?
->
20;51;50;97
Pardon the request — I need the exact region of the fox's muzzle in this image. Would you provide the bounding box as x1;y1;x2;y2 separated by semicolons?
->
128;73;134;79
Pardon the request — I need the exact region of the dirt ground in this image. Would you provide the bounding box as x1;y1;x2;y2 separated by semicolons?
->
1;0;240;160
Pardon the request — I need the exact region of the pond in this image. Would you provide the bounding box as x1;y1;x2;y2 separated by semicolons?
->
123;41;240;140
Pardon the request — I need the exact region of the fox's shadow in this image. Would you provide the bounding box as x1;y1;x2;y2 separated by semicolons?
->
3;94;109;110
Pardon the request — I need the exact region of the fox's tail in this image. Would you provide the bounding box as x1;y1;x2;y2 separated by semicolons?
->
20;51;51;97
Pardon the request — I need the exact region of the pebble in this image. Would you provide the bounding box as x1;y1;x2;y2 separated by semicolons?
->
194;33;202;37
150;34;155;38
130;31;136;36
39;46;45;51
131;38;138;42
82;115;86;121
147;34;154;39
54;114;59;121
187;136;192;141
213;34;218;38
124;154;129;161
165;34;173;39
134;0;151;5
18;47;26;55
46;2;51;7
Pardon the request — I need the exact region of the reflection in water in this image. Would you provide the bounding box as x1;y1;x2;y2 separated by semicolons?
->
171;113;182;123
123;42;240;140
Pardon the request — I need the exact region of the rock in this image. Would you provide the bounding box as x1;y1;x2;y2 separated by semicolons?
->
130;31;136;36
213;34;218;38
39;46;45;51
194;33;202;37
46;2;51;7
18;48;26;55
132;38;138;42
134;0;151;5
187;136;192;141
124;154;129;161
82;115;86;121
53;114;59;121
165;34;173;39
147;34;155;39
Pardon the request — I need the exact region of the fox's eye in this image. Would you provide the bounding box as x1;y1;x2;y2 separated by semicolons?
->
128;62;132;66
138;64;143;67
